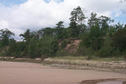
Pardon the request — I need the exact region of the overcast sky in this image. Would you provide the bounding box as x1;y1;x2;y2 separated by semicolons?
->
0;0;126;40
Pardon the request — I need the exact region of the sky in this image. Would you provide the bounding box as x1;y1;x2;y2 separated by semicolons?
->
0;0;126;40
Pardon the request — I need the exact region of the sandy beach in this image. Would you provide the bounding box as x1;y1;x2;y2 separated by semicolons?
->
0;61;126;84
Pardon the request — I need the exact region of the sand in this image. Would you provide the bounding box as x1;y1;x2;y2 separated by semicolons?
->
0;61;126;84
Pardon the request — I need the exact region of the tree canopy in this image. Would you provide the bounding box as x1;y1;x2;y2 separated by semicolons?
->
0;6;126;59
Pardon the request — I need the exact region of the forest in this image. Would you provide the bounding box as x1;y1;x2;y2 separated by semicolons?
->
0;6;126;59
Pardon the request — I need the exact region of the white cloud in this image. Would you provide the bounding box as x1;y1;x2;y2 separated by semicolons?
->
0;0;126;40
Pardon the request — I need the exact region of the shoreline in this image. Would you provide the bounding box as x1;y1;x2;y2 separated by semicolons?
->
43;58;126;74
0;61;126;84
0;57;126;74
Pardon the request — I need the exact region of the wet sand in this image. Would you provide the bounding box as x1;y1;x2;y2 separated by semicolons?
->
0;61;126;84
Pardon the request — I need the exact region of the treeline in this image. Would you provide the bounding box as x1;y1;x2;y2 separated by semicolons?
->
0;6;126;59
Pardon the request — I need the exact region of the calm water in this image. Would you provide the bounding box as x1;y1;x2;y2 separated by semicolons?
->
97;80;123;84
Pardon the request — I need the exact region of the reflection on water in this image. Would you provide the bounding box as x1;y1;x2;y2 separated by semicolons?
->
97;80;123;84
80;79;126;84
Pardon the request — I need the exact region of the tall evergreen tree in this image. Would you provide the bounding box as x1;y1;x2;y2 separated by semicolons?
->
0;29;14;47
56;21;65;40
69;6;86;37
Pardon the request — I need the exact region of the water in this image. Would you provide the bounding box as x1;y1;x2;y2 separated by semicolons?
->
97;80;123;84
